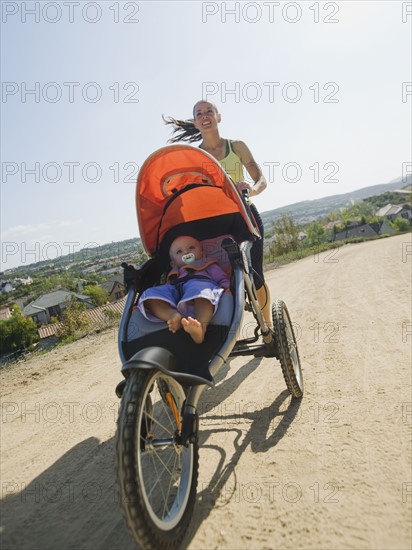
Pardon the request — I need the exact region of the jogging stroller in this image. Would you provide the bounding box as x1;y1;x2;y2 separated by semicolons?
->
115;144;303;549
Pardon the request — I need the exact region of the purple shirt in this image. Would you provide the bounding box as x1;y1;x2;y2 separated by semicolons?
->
167;258;230;289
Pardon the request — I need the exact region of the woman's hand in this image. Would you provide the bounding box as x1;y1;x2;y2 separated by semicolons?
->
236;181;253;195
236;179;266;197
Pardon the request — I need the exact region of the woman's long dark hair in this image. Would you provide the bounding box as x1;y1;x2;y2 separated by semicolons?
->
162;115;201;143
163;100;219;143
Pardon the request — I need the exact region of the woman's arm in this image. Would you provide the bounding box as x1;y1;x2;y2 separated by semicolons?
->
232;140;267;197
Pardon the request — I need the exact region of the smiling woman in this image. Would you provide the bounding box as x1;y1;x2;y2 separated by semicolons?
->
163;100;273;334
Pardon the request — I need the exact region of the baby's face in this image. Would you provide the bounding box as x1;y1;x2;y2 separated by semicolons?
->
170;236;202;267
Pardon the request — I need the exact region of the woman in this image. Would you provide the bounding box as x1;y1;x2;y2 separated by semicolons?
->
163;100;272;333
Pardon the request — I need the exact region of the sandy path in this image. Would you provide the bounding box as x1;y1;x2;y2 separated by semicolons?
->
1;234;411;550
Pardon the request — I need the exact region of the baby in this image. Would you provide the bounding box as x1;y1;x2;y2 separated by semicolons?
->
138;235;230;344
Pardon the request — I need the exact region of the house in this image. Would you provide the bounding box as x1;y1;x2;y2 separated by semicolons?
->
37;296;127;341
376;203;412;221
23;290;94;325
14;276;33;286
333;222;395;242
0;308;12;320
100;276;126;303
0;281;14;294
397;204;412;220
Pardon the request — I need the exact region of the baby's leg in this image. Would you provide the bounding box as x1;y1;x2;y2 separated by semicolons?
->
181;298;213;344
145;299;182;333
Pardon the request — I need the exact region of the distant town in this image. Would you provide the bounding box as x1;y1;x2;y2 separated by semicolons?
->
1;177;411;361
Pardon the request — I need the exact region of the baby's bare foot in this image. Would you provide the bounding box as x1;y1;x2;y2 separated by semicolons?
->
181;316;205;344
167;312;182;333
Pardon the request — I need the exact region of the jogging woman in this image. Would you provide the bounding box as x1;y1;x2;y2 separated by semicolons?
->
164;100;272;333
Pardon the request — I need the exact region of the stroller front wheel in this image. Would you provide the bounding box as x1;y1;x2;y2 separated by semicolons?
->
116;369;198;549
272;300;304;398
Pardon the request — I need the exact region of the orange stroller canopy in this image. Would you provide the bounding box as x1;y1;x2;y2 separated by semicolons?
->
136;145;260;255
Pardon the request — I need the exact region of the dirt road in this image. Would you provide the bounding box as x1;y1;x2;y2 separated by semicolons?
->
1;234;411;549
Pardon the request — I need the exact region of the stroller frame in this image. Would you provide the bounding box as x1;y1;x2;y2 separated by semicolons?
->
115;145;303;549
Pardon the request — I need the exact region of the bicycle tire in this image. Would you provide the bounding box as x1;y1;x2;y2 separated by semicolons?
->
272;300;304;398
116;369;198;549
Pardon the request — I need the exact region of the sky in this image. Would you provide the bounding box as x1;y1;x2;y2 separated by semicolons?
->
1;0;411;271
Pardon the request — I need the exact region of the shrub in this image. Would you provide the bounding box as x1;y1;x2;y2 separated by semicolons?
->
103;309;121;321
305;221;327;247
83;285;109;306
0;309;39;353
392;217;411;232
56;298;90;340
272;215;300;255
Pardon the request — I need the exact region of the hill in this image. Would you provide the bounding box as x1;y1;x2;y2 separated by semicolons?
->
2;175;411;276
260;175;412;232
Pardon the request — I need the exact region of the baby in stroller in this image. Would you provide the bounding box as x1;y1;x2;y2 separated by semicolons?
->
118;144;302;389
117;143;260;382
137;234;230;343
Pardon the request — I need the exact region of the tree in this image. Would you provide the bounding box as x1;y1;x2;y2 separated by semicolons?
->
56;298;90;340
392;217;411;232
326;210;340;222
306;221;327;247
272;215;300;255
341;202;376;226
82;285;109;306
0;307;39;353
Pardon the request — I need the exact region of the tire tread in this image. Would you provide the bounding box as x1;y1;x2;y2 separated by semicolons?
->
272;300;304;398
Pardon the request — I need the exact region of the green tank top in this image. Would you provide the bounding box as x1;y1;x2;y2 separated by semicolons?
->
219;140;244;184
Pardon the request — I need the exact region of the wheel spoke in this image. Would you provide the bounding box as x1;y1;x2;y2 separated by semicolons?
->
162;452;181;519
148;446;180;492
147;449;177;515
155;388;174;425
145;408;175;437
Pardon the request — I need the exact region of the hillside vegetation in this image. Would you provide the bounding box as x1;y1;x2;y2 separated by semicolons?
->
1;180;411;311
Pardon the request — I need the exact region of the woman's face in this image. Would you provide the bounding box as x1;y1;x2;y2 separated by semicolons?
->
193;101;221;133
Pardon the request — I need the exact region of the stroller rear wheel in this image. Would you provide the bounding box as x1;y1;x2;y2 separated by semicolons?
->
272;300;304;398
116;369;198;549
